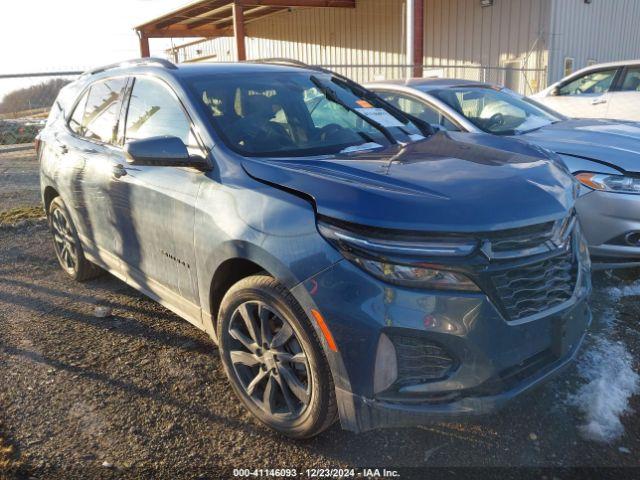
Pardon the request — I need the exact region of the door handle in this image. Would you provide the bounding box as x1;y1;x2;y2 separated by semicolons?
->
592;98;607;105
56;144;68;155
112;164;128;179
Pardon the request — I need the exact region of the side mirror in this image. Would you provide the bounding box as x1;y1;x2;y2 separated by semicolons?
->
124;136;208;169
550;86;560;97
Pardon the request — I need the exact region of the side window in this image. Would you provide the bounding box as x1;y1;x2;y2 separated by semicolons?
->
379;91;459;131
125;77;193;146
621;67;640;92
558;69;617;96
82;79;126;143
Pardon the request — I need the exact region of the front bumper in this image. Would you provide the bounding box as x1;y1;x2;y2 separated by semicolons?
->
291;246;591;432
577;190;640;267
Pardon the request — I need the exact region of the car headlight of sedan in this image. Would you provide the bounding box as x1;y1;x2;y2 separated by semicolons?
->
576;172;640;195
317;220;480;292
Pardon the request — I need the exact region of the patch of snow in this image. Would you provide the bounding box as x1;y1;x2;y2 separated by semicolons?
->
607;280;640;301
567;337;639;443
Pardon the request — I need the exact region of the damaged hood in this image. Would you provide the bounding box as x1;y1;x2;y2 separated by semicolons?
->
520;119;640;174
242;132;575;233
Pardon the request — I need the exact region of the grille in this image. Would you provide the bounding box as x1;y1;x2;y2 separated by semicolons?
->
490;247;578;321
482;214;575;260
390;335;457;386
487;221;555;253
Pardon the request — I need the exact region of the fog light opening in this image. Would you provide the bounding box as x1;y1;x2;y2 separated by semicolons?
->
373;333;398;394
624;231;640;247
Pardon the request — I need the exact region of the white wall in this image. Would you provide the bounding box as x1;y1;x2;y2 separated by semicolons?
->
549;0;640;82
422;0;552;93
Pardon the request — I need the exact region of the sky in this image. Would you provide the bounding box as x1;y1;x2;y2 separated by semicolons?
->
0;0;189;99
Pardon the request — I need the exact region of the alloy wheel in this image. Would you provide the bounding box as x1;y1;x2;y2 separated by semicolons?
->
227;301;311;418
51;207;78;272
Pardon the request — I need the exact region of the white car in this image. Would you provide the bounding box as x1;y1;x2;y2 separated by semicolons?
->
531;60;640;122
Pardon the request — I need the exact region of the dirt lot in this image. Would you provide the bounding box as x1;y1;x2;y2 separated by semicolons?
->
0;151;639;478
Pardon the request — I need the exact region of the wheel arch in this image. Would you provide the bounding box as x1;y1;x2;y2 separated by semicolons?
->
208;257;267;338
43;185;60;212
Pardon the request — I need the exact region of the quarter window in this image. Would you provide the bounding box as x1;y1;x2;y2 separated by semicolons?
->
621;67;640;92
558;69;617;96
125;77;193;146
69;91;89;135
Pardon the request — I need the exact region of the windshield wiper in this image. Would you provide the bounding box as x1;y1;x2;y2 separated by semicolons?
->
330;76;434;137
309;75;397;145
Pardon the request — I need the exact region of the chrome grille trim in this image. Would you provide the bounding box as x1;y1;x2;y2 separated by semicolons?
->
481;213;576;260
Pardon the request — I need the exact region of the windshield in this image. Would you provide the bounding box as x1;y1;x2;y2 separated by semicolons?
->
190;72;426;157
430;86;561;135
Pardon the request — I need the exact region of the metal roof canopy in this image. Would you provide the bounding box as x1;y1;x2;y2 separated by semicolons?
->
135;0;356;60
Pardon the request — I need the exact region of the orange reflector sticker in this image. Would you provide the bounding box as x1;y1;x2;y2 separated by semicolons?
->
311;309;338;352
356;99;373;108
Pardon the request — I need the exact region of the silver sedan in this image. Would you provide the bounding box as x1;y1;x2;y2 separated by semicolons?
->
367;78;640;269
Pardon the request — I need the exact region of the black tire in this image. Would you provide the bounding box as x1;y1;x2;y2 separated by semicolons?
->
48;196;103;282
217;275;338;439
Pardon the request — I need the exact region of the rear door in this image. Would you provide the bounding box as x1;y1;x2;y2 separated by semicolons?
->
62;77;129;271
606;66;640;121
113;75;206;321
544;68;619;119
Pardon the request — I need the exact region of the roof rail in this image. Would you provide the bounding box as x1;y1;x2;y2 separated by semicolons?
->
247;58;311;69
247;57;356;84
83;57;178;76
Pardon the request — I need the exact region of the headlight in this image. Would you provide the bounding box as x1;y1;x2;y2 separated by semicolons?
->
318;220;480;292
353;256;480;291
575;172;640;195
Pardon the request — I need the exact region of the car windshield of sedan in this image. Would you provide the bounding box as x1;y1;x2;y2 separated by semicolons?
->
190;72;427;157
430;86;561;135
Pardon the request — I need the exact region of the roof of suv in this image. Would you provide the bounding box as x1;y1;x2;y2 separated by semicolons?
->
84;59;318;80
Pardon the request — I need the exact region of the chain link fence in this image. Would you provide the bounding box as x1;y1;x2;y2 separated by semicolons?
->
320;64;547;96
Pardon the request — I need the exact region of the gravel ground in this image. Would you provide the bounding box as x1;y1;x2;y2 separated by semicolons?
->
0;152;639;478
0;147;40;211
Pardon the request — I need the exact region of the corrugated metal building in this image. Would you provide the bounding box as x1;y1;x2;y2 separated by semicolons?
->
136;0;640;95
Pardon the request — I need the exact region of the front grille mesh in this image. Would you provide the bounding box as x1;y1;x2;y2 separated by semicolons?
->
490;248;578;321
391;335;456;386
488;221;555;253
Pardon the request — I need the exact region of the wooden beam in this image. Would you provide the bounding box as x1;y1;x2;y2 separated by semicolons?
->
239;0;354;6
232;2;247;61
138;25;230;38
139;32;150;58
185;4;234;29
154;0;226;29
412;0;424;77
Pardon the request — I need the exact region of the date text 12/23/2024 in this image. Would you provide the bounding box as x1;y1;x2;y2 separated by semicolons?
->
233;469;401;478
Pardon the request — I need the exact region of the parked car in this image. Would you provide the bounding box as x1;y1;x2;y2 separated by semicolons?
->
530;60;640;122
367;79;640;269
39;58;591;438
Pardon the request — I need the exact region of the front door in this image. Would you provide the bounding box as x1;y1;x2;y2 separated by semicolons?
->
545;68;618;119
111;76;205;321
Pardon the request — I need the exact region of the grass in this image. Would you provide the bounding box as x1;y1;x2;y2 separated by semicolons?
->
0;205;44;225
0;435;18;477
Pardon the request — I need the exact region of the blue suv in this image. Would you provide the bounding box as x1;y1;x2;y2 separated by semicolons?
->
39;58;591;438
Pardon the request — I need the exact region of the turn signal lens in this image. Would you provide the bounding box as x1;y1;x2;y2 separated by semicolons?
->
576;172;640;195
